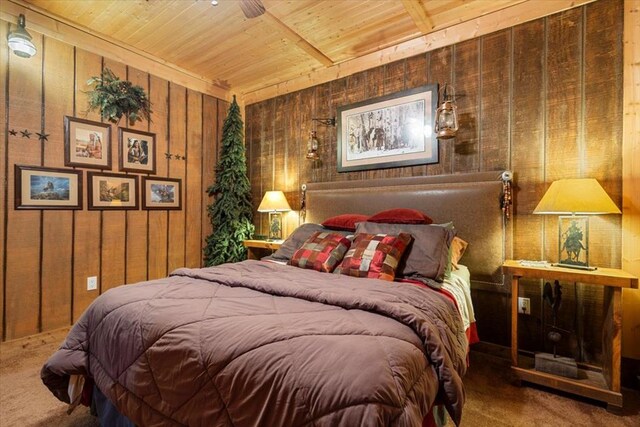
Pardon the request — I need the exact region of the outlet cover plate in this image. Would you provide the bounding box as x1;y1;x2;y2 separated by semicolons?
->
518;297;530;315
87;276;98;291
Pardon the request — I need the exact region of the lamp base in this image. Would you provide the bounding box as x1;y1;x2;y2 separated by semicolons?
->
267;212;282;241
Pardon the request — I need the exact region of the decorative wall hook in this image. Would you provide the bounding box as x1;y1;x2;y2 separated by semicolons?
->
311;117;336;127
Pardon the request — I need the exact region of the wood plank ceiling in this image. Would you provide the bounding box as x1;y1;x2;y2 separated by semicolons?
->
19;0;530;98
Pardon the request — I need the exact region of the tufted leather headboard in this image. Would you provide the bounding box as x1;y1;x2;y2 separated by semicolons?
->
303;171;512;287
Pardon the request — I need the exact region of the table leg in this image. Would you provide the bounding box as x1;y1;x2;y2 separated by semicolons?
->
511;276;519;367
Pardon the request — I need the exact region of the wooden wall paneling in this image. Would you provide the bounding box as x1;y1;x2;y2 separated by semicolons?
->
73;49;102;321
583;0;623;269
426;46;453;176
1;21;8;339
167;83;186;272
147;75;169;280
383;61;407;179
511;20;545;261
4;29;43;339
404;54;429;177
480;30;511;172
41;36;74;331
344;71;367;182
259;99;274;236
273;96;286;198
124;67;150;284
185;89;203;268
246;104;262;235
99;59;126;293
328;78;347;182
298;87;314;191
201;95;217;260
283;92;300;235
453;39;480;173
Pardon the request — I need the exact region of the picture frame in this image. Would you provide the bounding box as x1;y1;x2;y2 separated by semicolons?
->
64;116;112;169
142;177;182;210
15;165;82;210
118;127;156;174
337;84;439;173
87;172;139;210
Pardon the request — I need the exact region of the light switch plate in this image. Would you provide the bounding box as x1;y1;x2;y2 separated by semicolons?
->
87;276;98;291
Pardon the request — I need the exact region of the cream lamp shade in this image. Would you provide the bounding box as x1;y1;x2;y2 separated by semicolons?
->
258;191;290;241
533;178;620;270
533;178;621;215
258;191;291;212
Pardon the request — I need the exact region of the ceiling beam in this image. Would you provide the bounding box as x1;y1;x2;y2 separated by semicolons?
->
240;0;597;104
401;0;434;33
3;0;231;100
261;10;334;67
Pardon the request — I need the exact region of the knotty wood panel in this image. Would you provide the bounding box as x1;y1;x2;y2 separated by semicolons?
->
297;87;314;191
41;37;74;331
4;30;43;340
185;89;203;268
427;46;453;176
453;39;480;173
0;21;9;338
259;99;274;236
73;49;102;321
100;59;126;293
201;95;217;262
167;84;186;272
147;75;169;280
328;78;346;182
124;67;150;284
284;92;300;234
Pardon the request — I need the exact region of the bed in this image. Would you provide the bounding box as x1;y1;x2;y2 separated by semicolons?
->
41;171;512;426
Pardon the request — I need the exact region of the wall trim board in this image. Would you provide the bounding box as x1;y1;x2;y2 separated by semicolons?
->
241;0;597;104
1;0;230;101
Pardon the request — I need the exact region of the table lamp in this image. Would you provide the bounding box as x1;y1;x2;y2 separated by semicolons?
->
533;178;621;270
258;191;291;241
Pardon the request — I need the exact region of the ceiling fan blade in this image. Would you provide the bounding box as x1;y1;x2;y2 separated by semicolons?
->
239;0;266;19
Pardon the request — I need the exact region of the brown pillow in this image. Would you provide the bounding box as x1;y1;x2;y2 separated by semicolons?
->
355;222;454;282
450;236;469;269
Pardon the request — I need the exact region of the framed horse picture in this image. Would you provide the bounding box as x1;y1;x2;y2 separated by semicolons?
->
336;84;439;173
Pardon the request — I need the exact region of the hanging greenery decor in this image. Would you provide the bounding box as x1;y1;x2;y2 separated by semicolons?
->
86;68;152;125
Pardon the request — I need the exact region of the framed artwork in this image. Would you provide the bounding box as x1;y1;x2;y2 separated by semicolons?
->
64;116;112;169
14;165;82;210
87;172;139;210
337;84;439;172
142;177;182;210
118;128;156;174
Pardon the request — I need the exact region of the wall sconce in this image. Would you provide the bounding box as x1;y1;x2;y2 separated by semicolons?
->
306;131;320;160
8;14;37;58
312;117;336;127
434;83;458;139
258;190;291;241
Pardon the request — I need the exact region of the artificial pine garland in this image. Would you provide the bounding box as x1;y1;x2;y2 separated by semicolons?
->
86;68;152;125
204;95;255;266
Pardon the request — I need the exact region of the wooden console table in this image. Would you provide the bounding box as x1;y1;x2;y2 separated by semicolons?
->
503;260;638;412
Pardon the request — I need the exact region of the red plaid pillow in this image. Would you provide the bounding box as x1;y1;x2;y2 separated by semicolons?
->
289;231;352;273
335;232;412;281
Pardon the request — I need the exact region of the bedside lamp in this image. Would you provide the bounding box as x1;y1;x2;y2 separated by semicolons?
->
533;178;621;270
258;191;291;241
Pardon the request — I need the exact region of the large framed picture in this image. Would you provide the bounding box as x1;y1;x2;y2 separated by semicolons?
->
142;177;181;210
64;116;111;169
118;128;156;174
15;165;82;210
87;172;139;210
337;84;439;172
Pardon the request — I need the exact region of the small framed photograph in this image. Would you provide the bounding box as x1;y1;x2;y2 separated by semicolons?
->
15;165;82;210
142;177;181;210
87;172;139;210
118;128;156;174
64;116;111;169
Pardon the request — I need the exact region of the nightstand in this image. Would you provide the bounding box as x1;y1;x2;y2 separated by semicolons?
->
503;260;638;412
242;239;282;260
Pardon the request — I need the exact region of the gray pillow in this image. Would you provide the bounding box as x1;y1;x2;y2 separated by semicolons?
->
355;221;455;281
262;223;350;262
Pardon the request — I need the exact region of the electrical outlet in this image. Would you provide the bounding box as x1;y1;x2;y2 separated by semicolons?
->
87;276;98;291
518;297;530;315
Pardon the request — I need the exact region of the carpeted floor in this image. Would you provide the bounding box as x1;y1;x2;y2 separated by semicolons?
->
1;328;638;426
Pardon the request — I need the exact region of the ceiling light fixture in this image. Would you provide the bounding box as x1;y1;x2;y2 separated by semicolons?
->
211;0;219;5
8;14;37;58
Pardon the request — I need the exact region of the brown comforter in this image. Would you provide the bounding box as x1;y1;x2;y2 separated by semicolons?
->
42;260;467;426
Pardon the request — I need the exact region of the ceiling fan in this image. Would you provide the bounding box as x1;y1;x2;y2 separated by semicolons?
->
239;0;266;19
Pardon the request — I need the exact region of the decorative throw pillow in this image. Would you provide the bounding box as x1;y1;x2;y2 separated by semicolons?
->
289;231;352;273
355;222;454;282
450;236;469;269
264;223;350;262
335;232;412;281
368;208;433;225
322;214;370;232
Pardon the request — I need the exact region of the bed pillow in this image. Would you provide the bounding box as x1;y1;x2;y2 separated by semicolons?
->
450;236;469;269
289;231;352;273
263;223;328;262
368;208;433;225
335;232;412;281
355;222;454;281
322;214;370;232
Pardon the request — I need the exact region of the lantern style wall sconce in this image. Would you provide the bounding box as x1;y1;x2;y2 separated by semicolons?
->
306;131;320;160
8;14;37;58
434;83;458;139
